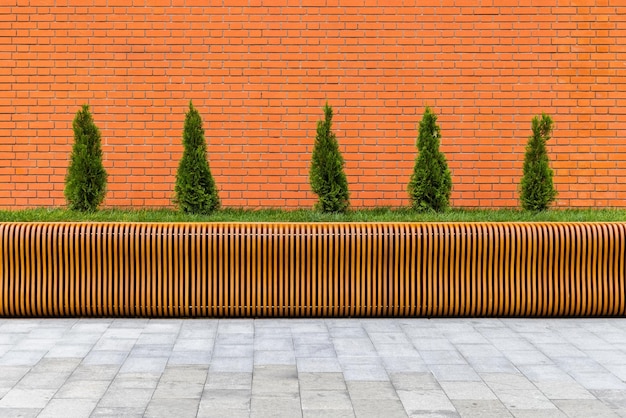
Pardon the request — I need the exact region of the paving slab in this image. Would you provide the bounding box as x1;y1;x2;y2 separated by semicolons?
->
0;318;624;417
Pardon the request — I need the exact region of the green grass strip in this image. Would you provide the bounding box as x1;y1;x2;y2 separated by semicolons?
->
0;208;625;223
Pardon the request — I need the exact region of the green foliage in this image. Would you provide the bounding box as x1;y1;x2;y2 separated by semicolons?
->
408;107;452;212
175;101;220;214
309;103;350;213
520;114;557;211
64;104;108;212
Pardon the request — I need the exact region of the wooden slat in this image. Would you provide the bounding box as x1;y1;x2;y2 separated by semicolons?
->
0;222;625;317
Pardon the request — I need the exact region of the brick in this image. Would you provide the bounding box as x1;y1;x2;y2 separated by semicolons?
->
0;5;625;209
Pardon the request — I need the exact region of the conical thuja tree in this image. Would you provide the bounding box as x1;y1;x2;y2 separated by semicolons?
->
65;104;107;212
520;113;556;211
175;101;220;214
309;103;349;213
408;106;452;211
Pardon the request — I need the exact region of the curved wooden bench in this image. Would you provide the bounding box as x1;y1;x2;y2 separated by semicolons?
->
0;223;624;317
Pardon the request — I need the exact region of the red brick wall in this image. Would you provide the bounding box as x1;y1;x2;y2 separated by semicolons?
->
1;1;625;210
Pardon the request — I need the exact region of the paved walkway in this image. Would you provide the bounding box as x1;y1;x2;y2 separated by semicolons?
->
0;318;625;417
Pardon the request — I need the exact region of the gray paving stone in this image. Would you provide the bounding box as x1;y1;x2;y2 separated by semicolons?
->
381;356;428;372
455;344;501;358
303;409;355;418
144;399;200;418
351;398;408;418
420;350;467;365
14;372;69;389
0;350;47;366
54;379;111;399
199;389;251;410
90;407;145;417
119;356;168;374
390;372;441;391
333;338;377;357
250;394;303;418
136;333;177;345
374;343;420;357
0;317;624;417
439;381;498;400
342;364;389;381
255;337;293;351
591;389;626;409
14;338;57;351
252;365;299;395
553;399;620;418
552;356;607;374
489;338;536;352
217;320;254;334
429;365;481;382
0;388;56;408
346;381;399;400
254;350;296;366
128;344;172;359
98;387;154;408
533;380;595;400
209;356;254;373
108;373;160;390
469;357;519;374
160;365;209;383
93;338;136;352
173;338;214;352
299;373;346;391
143;320;182;334
68;365;119;381
570;372;626;390
481;373;537;391
295;343;336;358
495;389;557;410
412;338;455;351
510;410;568;418
254;327;292;339
213;344;254;358
297;357;342;373
0;366;29;383
197;407;249;418
504;350;553;366
38;398;98;418
0;334;24;344
397;389;457;414
101;328;143;340
32;358;81;373
0;408;42;418
294;333;333;346
153;380;204;399
82;350;127;366
516;364;572;382
368;332;410;345
451;399;512;418
300;390;352;410
168;350;212;365
45;343;93;359
205;372;252;390
215;333;254;345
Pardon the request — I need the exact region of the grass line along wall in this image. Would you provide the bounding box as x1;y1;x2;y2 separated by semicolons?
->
1;1;626;210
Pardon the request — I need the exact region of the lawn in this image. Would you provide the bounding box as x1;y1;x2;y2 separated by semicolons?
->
0;207;625;223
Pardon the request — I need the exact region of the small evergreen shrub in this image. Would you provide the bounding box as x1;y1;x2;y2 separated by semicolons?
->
520;113;557;211
64;104;107;212
309;103;350;213
175;101;220;214
408;107;452;212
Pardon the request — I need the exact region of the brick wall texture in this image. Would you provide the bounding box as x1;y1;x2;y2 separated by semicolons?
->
1;0;625;210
